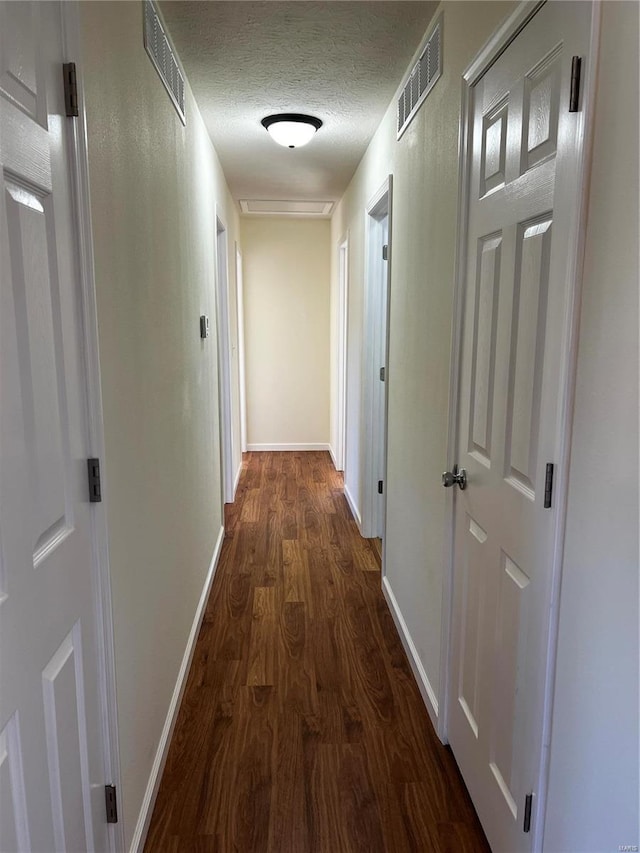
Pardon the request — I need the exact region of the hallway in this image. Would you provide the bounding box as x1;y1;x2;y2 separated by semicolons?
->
144;452;489;852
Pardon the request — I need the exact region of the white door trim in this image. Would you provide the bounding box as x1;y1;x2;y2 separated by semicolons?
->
215;210;234;506
361;176;393;543
235;244;247;454
61;4;122;850
440;2;601;848
334;232;349;472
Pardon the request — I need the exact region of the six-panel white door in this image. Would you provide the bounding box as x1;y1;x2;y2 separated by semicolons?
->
0;3;110;850
448;3;592;851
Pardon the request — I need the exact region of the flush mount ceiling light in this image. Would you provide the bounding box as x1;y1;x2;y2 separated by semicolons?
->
261;113;322;149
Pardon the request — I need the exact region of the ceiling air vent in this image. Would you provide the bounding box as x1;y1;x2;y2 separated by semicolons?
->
239;200;334;217
144;0;186;125
397;17;442;139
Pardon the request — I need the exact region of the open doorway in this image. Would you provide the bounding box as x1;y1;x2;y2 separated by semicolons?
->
362;177;392;557
334;234;349;472
235;244;247;454
216;216;234;506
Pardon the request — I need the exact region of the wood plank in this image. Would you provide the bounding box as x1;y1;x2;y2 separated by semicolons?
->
240;488;261;522
305;743;349;853
268;709;309;852
282;539;314;616
277;600;319;717
221;685;275;850
246;586;276;686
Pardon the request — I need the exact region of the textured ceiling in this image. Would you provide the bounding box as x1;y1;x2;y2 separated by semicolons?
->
160;1;438;206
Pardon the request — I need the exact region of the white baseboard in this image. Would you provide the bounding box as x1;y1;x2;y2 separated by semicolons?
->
329;444;338;470
233;462;242;499
328;444;344;472
246;443;330;452
130;525;225;853
343;482;362;531
382;575;439;731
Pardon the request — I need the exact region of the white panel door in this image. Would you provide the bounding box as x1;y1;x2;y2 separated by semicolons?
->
216;220;234;505
0;3;109;851
374;214;389;539
448;4;591;851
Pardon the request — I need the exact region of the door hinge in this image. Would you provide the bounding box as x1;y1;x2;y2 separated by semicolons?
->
87;458;102;503
378;480;384;494
523;793;533;833
63;62;79;117
105;785;118;824
544;462;554;509
382;244;388;261
379;366;385;382
569;56;581;112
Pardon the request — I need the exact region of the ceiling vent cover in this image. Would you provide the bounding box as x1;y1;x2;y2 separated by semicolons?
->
144;0;186;125
397;18;442;139
239;200;334;217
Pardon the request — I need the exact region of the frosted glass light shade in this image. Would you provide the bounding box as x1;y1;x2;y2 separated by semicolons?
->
261;114;322;149
267;120;316;148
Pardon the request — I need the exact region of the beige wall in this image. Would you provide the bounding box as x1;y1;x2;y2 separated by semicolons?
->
80;3;241;847
330;1;516;717
544;3;639;848
241;217;331;448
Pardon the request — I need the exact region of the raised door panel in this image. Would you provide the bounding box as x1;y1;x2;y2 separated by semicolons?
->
504;217;553;499
521;48;562;174
457;516;489;739
468;234;502;467
0;2;47;126
488;553;531;823
0;714;30;852
42;625;94;853
480;100;508;197
4;177;72;569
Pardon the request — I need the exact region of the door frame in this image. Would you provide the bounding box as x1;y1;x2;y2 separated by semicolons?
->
334;232;349;472
61;4;123;850
215;211;234;506
235;243;247;454
440;2;601;848
361;176;393;543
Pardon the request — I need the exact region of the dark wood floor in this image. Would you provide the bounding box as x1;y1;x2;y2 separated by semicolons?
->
145;451;490;852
